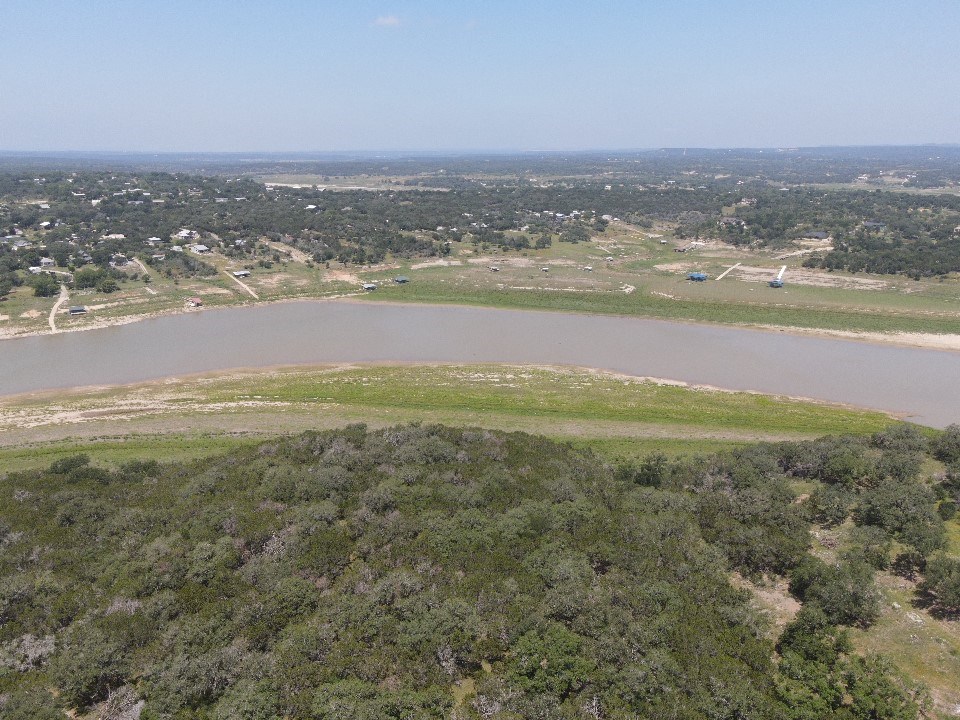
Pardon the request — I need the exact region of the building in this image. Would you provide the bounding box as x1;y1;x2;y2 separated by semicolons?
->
362;283;378;291
232;270;251;278
187;297;203;307
40;257;55;268
68;306;87;315
393;276;410;284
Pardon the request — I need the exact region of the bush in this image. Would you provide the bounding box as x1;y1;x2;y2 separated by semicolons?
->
806;484;852;526
919;555;960;614
931;425;960;464
845;525;893;570
789;556;880;627
49;454;90;474
50;623;130;709
937;500;957;521
854;479;945;556
891;550;926;579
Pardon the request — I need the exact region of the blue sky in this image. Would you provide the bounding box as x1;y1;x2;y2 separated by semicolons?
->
2;0;958;151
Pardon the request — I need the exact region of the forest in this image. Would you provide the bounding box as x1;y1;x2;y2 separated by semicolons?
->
2;423;958;719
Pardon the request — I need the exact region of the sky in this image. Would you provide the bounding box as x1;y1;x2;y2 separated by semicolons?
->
2;0;959;152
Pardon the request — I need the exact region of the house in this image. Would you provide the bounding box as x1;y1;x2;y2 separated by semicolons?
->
28;266;43;274
232;270;251;278
191;244;210;254
804;231;830;240
393;276;410;284
362;283;378;291
151;253;166;261
40;257;55;268
111;254;129;266
186;297;203;307
68;306;87;315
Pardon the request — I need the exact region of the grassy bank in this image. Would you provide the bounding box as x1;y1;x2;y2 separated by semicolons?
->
0;364;899;471
366;277;960;335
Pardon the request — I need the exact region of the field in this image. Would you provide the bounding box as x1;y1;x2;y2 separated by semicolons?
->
367;223;960;339
4;218;960;341
0;363;899;472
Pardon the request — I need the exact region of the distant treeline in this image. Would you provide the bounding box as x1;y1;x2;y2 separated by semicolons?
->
4;168;960;282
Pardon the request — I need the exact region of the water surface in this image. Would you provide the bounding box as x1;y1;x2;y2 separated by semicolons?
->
2;300;958;426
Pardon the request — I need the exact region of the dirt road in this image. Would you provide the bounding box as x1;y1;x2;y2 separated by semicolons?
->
132;258;158;294
225;271;259;299
48;284;69;333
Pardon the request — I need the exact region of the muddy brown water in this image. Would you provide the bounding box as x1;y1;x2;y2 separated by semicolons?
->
1;300;958;427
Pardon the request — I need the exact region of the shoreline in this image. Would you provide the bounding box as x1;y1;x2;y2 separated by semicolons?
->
0;363;900;447
2;293;960;353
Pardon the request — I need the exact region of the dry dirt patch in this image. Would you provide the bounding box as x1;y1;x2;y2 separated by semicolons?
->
654;262;695;272
326;269;362;284
734;265;889;290
411;259;462;270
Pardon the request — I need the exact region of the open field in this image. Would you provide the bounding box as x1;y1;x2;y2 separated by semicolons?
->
0;363;900;472
361;222;960;336
254;173;447;191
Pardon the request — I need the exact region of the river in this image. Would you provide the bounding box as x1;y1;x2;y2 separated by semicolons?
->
2;300;958;427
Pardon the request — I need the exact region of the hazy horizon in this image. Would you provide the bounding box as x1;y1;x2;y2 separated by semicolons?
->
3;0;959;153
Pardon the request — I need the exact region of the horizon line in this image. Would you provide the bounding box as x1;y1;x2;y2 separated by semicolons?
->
2;143;960;157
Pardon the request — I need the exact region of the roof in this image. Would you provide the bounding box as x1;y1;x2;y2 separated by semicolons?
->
394;276;409;283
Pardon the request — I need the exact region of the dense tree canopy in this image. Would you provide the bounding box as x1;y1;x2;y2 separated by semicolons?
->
1;424;946;718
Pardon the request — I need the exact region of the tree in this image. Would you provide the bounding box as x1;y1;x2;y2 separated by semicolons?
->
73;266;105;289
31;272;60;297
919;555;960;614
96;277;120;294
932;425;960;464
789;556;880;627
854;478;945;557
